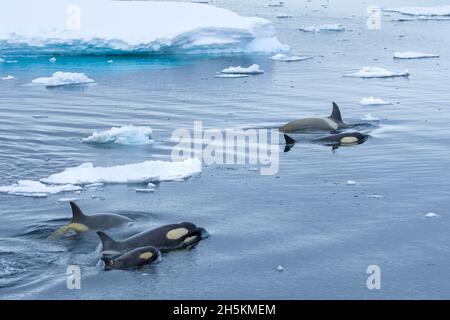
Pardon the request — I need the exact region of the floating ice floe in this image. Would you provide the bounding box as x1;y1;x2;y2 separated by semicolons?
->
276;265;284;272
42;158;202;185
0;0;288;55
31;72;94;87
269;2;284;7
361;113;380;121
1;75;15;80
347;180;356;185
82;125;153;145
344;67;409;78
359;97;393;105
270;53;313;62
277;14;292;19
368;194;384;199
214;74;250;78
299;24;345;32
135;189;155;193
57;197;79;203
221;64;264;74
0;180;81;197
49;57;56;63
393;51;439;59
107;60;114;63
383;6;450;17
425;212;439;218
0;58;4;63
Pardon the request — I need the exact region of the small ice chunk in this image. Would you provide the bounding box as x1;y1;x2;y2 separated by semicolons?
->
345;67;409;78
347;180;356;185
0;58;4;63
394;51;439;59
299;24;345;32
49;57;56;63
85;183;104;188
277;14;292;18
368;194;384;198
147;183;157;188
359;97;393;105
57;197;79;203
425;212;439;218
1;75;15;80
82;125;152;145
270;53;313;62
214;74;250;78
269;2;284;7
0;180;81;197
31;71;94;87
107;60;114;63
221;64;264;74
361;113;380;121
135;188;155;193
276;265;284;272
383;6;450;17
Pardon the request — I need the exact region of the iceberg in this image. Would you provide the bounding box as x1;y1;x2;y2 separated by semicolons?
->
393;51;439;59
221;64;264;74
41;158;202;185
0;180;81;197
383;6;450;16
299;24;345;32
31;72;94;87
0;0;287;55
82;125;153;145
359;97;393;105
1;75;15;80
344;67;409;78
270;53;313;62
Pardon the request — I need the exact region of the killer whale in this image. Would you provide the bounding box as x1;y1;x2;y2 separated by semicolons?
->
280;102;346;133
49;202;132;238
97;222;208;256
102;246;161;270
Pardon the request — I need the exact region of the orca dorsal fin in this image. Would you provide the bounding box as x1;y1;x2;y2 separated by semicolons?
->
97;231;118;252
70;202;86;222
329;102;343;123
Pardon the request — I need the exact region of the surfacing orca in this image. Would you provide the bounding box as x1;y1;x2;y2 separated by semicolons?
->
280;102;346;133
49;202;133;239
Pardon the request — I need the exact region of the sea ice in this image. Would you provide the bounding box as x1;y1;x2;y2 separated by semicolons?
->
270;53;313;62
41;158;202;185
276;265;284;272
299;24;345;32
82;125;153;145
49;57;56;63
347;180;356;185
393;51;439;59
361;114;380;121
221;64;264;74
359;97;393;105
31;72;94;87
214;74;250;78
425;212;439;218
0;180;81;197
344;67;409;78
1;75;15;80
383;6;450;17
57;197;79;203
0;0;288;55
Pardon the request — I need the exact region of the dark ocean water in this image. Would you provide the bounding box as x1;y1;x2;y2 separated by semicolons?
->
1;0;450;299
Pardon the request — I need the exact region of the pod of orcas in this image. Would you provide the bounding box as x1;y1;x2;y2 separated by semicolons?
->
50;202;208;270
49;101;369;270
280;102;370;152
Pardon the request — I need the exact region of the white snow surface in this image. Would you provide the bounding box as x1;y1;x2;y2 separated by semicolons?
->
0;0;287;55
41;158;202;185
